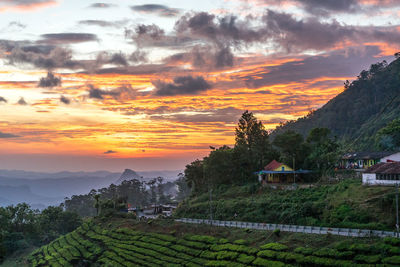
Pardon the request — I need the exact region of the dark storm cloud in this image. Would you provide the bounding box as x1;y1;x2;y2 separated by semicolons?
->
104;150;117;154
165;45;235;68
175;12;267;46
108;53;128;66
17;97;27;105
293;0;360;15
90;64;173;75
7;45;80;70
262;9;400;52
88;3;116;8
153;76;212;96
129;50;147;63
291;0;400;15
78;19;129;28
78;20;118;28
0;97;7;103
3;41;120;71
88;84;137;101
38;72;61;87
60;95;70;104
247;0;400;15
130;4;180;17
0;131;19;138
38;33;98;45
125;24;195;48
244;46;390;88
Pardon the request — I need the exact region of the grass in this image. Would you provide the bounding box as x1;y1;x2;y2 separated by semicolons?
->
175;179;397;230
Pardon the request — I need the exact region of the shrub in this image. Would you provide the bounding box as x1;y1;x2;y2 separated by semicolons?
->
237;254;255;264
294;247;313;255
382;256;400;265
257;250;277;259
215;251;238;261
384;237;400;246
354;254;381;264
233;239;248;245
260;243;288;251
252;257;286;267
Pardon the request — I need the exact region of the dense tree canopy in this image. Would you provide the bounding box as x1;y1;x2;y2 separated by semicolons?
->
0;204;81;262
376;118;400;151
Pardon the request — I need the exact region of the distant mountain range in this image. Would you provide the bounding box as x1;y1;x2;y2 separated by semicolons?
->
0;169;181;208
273;57;400;150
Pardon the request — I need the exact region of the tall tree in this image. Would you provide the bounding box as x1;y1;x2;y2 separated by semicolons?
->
305;128;339;173
184;159;206;193
234;111;277;183
204;145;234;186
273;130;309;169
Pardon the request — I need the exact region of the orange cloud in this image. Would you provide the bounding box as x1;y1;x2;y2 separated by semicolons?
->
0;0;57;12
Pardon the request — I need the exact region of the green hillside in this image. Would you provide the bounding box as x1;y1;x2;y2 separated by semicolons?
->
175;179;397;231
273;57;400;150
28;219;400;267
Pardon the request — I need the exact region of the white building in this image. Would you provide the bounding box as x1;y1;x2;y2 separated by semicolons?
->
381;152;400;163
362;162;400;186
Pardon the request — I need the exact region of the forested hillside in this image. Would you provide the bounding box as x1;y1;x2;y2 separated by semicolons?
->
273;56;400;150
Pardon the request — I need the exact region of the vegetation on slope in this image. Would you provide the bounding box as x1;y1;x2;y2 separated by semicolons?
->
273;57;400;151
0;204;81;263
175;179;397;230
28;219;400;267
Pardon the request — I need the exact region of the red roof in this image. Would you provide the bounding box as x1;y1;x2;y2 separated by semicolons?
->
264;160;283;171
365;162;400;174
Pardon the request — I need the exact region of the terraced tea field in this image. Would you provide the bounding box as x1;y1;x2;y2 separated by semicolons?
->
29;220;400;266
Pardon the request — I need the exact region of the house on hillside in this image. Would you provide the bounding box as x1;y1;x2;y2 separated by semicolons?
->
339;152;400;170
257;160;311;184
362;162;400;186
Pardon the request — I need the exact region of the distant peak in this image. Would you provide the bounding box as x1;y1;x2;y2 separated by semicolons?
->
116;168;141;184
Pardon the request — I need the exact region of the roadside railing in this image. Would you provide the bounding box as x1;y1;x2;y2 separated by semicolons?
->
175;218;399;238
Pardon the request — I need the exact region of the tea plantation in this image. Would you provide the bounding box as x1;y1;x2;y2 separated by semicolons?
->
28;220;400;267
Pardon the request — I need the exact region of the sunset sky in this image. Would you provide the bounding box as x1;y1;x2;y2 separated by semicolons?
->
0;0;399;172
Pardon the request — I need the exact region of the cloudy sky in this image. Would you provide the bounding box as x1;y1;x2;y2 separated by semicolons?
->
0;0;399;172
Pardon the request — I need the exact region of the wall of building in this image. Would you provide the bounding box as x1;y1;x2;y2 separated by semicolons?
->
362;173;400;185
381;152;400;163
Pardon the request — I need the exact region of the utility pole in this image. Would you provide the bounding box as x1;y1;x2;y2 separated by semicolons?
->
204;162;213;226
209;188;213;224
293;156;296;184
396;183;399;237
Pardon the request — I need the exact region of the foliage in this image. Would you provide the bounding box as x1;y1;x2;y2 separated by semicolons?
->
376;118;400;150
184;111;278;194
0;203;81;263
175;179;396;230
233;111;278;184
64;177;174;217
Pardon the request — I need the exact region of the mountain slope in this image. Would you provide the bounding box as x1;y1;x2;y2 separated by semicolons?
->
273;57;400;150
115;169;141;184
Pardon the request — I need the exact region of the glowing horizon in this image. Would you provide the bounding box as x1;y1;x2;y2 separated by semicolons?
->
0;0;399;172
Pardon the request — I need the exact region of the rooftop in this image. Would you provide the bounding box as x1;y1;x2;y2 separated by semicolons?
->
264;160;284;171
342;151;396;160
365;162;400;174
